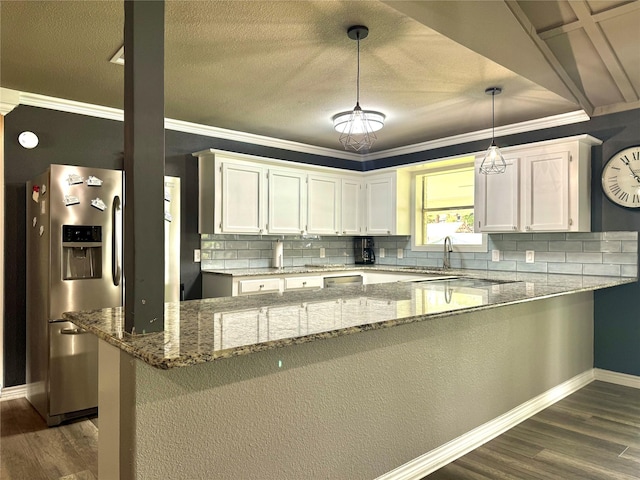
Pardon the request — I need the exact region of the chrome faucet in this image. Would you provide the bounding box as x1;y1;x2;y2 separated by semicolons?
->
443;236;453;269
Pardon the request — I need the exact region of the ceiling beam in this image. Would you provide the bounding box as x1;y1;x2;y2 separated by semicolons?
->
505;0;594;115
568;0;638;103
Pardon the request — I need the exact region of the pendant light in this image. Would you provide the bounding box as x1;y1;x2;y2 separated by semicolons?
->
479;87;507;175
333;25;385;152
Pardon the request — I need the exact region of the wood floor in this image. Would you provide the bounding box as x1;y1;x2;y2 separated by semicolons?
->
1;381;638;479
426;381;640;479
0;398;98;480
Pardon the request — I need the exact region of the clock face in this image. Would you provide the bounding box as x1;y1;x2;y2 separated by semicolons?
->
601;146;640;208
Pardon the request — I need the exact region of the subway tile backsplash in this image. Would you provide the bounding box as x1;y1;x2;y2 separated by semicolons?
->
200;231;638;278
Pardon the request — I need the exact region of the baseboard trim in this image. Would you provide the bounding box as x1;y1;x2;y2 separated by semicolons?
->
594;368;640;389
376;369;595;480
0;384;27;401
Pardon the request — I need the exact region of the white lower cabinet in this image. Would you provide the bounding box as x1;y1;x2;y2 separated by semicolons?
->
283;276;323;291
237;278;281;295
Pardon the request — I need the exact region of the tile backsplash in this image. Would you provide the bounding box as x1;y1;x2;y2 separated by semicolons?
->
200;234;358;270
200;231;638;278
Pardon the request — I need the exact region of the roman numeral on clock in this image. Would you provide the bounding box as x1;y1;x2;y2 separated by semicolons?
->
618;191;629;202
610;183;621;195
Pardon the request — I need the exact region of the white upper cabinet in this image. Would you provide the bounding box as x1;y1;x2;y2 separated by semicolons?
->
268;169;307;235
197;151;266;234
340;177;362;235
365;174;395;235
521;150;570;231
474;135;600;233
220;162;265;234
475;155;520;232
363;171;410;235
307;174;340;235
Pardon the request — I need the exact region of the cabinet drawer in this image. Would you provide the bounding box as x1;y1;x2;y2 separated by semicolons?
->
284;276;323;290
238;278;281;295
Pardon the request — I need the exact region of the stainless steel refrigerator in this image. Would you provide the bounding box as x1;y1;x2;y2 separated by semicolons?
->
26;165;180;426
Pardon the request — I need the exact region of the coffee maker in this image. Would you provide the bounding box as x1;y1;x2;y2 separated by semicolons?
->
354;237;375;264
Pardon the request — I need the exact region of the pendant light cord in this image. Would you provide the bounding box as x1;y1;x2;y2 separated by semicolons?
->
356;31;361;106
491;90;495;143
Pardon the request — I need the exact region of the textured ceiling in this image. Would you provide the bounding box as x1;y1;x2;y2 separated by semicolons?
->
1;0;639;154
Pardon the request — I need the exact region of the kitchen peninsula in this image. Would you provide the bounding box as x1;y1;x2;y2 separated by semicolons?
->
63;268;635;479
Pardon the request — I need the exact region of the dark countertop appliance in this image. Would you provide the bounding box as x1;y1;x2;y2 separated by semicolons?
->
354;236;375;264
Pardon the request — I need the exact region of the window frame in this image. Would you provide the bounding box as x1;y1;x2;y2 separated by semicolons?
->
408;156;488;253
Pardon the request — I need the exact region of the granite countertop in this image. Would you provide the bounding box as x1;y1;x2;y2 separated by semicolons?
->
62;269;636;370
201;264;462;276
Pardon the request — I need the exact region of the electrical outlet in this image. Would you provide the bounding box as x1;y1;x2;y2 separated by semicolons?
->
492;249;500;262
379;247;385;258
194;249;201;263
525;250;535;263
319;247;325;258
397;248;404;259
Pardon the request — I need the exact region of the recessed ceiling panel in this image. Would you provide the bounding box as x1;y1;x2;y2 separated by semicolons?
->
546;29;626;107
598;10;640;98
516;0;578;32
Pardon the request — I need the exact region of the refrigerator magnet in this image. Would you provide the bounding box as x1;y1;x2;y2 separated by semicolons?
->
91;198;106;211
32;217;37;227
41;184;46;195
86;175;103;187
164;211;173;222
39;225;45;236
64;195;80;206
67;173;83;185
32;185;39;203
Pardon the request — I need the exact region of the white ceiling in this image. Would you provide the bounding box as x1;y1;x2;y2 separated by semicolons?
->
1;0;639;155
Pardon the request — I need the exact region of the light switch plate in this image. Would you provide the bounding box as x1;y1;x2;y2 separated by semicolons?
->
492;249;500;262
319;247;325;258
194;249;201;263
379;247;385;258
397;248;404;259
525;250;534;263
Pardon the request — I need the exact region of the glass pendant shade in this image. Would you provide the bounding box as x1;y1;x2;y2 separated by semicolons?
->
479;86;506;175
479;142;507;174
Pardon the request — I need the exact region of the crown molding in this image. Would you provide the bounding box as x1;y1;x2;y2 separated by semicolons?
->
0;88;21;115
8;89;592;161
362;110;591;161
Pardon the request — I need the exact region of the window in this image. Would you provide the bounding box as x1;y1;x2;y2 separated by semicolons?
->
409;156;487;252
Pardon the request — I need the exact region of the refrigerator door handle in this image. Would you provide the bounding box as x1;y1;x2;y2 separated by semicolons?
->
60;327;88;335
112;195;122;286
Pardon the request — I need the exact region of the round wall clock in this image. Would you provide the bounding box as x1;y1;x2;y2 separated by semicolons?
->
601;145;640;208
